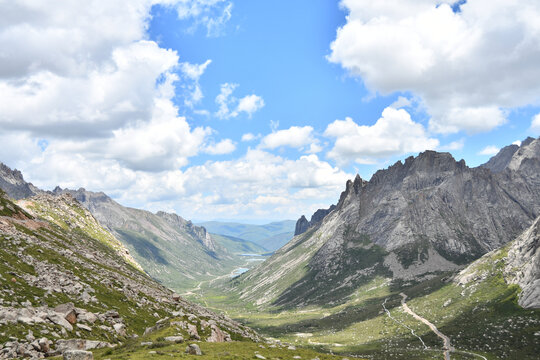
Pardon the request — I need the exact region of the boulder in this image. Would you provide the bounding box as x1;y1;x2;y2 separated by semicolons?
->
113;323;126;336
38;337;50;353
48;314;74;331
164;336;184;343
63;350;93;360
185;344;202;355
187;323;200;340
207;324;227;342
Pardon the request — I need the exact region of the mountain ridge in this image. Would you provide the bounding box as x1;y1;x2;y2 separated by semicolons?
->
230;137;540;308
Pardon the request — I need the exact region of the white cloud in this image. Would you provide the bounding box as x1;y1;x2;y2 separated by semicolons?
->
236;94;265;117
531;113;540;134
241;133;260;142
390;96;412;109
215;83;264;119
179;59;212;106
175;0;233;37
329;0;540;134
204;139;236;155
0;0;235;174
478;145;500;156
324;107;439;164
260;126;316;150
512;140;522;146
439;138;465;151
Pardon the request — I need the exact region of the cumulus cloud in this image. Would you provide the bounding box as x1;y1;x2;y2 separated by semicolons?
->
259;126;318;151
215;83;265;119
478;145;500;156
0;1;235;174
531;113;540;134
236;94;265;117
204;139;236;155
324;107;439;164
439;138;465;151
173;149;352;219
329;0;540;134
241;133;260;142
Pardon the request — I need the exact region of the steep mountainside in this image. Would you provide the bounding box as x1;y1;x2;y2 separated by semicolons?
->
0;189;259;359
53;187;242;291
196;220;295;252
230;137;540;308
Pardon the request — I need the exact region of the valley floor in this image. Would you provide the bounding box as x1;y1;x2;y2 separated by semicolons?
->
187;264;540;360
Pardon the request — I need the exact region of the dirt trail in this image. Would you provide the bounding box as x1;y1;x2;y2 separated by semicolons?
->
399;293;453;360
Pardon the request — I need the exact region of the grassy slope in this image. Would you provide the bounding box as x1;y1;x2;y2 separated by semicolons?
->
1;191;352;360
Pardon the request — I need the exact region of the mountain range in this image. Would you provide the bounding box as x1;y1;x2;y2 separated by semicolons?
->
231;137;540;308
1;137;539;359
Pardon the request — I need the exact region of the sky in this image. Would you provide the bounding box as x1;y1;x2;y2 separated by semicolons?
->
1;0;540;223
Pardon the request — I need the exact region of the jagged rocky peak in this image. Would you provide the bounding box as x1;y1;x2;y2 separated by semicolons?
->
335;174;367;210
481;136;539;173
507;136;540;172
481;144;520;173
0;162;40;200
294;203;337;236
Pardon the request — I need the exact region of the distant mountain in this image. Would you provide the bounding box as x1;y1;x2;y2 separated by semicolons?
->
196;220;296;252
211;233;267;255
53;187;243;291
230;137;540;308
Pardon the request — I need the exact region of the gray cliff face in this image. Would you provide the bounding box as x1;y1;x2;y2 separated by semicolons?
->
233;137;540;307
0;162;41;200
505;216;540;308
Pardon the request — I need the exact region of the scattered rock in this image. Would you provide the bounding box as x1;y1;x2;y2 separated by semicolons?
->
187;323;200;340
255;355;266;359
113;323;126;336
63;350;93;360
77;324;92;331
164;336;184;343
185;343;202;355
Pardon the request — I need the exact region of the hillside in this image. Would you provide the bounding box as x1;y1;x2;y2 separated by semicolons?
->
196;220;295;252
0;189;260;359
52;187;245;292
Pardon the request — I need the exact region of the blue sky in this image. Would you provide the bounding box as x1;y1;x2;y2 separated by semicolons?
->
0;0;539;222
